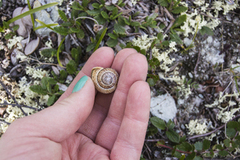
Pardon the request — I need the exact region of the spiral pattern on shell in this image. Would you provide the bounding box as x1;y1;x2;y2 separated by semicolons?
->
91;67;119;94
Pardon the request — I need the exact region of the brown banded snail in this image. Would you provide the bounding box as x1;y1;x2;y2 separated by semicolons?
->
91;67;119;94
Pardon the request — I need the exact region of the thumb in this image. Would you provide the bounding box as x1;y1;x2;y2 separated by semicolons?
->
13;76;95;142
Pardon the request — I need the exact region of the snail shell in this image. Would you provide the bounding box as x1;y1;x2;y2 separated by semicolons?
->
91;67;119;94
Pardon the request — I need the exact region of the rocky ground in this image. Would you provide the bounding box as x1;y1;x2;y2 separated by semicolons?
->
0;0;240;159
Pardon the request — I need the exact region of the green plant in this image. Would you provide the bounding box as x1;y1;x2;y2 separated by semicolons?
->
0;2;58;32
30;77;64;106
148;116;240;159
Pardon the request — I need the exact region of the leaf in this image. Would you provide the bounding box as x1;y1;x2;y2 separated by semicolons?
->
41;77;49;89
58;9;68;22
213;144;224;150
34;23;58;31
157;32;163;41
86;43;96;52
54;26;69;36
227;121;240;131
100;0;105;4
235;135;240;147
131;21;140;27
224;139;231;148
194;141;203;151
172;6;188;14
179;135;186;143
35;19;54;30
94;14;106;25
106;38;118;47
66;60;77;75
108;33;118;39
123;17;130;25
57;37;65;67
76;29;85;39
94;27;108;51
7;2;58;25
186;152;196;160
59;70;68;80
114;22;126;35
12;25;19;31
199;26;213;36
147;126;158;136
40;48;57;57
226;127;236;138
111;12;122;20
166;119;175;130
172;14;187;28
105;5;115;11
53;84;59;93
92;3;100;9
170;32;183;45
177;142;193;152
5;33;14;40
47;95;56;106
87;9;101;16
101;11;109;19
111;7;118;16
70;27;80;33
147;78;155;87
82;0;90;8
203;139;211;150
148;13;158;21
150;117;166;130
173;151;182;158
218;150;228;157
71;46;82;64
166;129;180;143
158;0;169;7
193;156;203;160
30;85;48;95
71;1;84;10
118;16;126;26
48;78;57;85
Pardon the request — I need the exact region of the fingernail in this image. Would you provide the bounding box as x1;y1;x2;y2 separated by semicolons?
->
72;76;88;93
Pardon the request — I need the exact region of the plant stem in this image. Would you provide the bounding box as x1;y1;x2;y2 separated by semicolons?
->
156;143;192;154
57;37;65;67
75;16;99;26
94;27;107;51
188;114;240;140
27;0;35;29
0;80;27;116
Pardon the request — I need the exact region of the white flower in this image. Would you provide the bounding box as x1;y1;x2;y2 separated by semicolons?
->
7;36;23;49
45;40;53;48
213;1;223;11
0;42;5;50
195;15;201;23
222;3;238;15
131;0;137;5
186;119;209;135
169;41;177;52
1;58;10;69
193;0;205;6
25;66;49;79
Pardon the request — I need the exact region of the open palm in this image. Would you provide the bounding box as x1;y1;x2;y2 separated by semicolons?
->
0;47;150;160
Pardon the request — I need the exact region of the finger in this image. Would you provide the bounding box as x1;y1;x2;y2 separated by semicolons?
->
95;53;148;150
56;47;114;103
110;81;150;159
111;48;139;73
78;48;138;140
8;77;95;142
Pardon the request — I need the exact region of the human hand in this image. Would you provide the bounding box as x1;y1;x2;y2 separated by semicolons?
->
0;47;150;160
